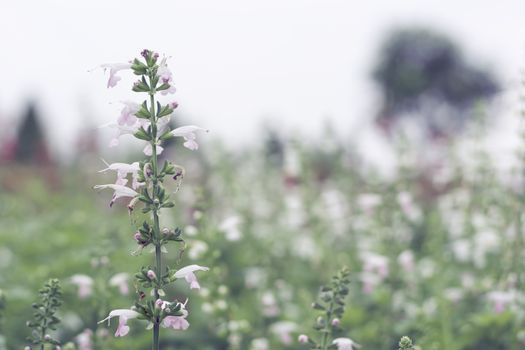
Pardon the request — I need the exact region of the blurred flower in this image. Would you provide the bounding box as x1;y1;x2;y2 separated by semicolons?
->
261;291;279;317
100;63;131;88
188;240;208;260
397;250;415;273
397;192;421;221
219;215;242;241
75;329;93;350
98;309;140;337
70;275;93;299
109;273;130;295
357;193;381;214
298;334;309;344
361;252;389;278
333;337;360;350
487;290;515;313
250;338;269;350
174;265;209;290
270;321;297;345
170;125;209;150
93;184;138;208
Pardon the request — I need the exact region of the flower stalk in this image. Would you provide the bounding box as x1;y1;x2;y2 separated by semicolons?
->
95;50;209;350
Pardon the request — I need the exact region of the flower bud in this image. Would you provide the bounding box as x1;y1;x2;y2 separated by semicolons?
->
298;334;308;344
170;101;179;109
155;299;163;309
147;270;157;280
44;334;51;341
331;318;340;327
24;347;31;350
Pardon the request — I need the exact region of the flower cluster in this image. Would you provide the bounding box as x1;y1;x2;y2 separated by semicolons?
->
94;50;209;348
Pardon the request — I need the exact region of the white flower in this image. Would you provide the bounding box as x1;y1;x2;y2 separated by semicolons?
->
99;161;141;190
161;300;190;330
109;273;130;295
93;184;138;207
100;63;131;88
333;337;360;350
173;265;209;290
98;309;140;337
70;275;94;299
117;101;140;126
170;125;209;150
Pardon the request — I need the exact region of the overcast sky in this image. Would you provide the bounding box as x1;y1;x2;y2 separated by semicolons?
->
1;0;525;161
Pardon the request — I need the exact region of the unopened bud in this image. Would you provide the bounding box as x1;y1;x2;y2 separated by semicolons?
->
147;270;157;280
331;318;340;327
44;334;51;341
170;101;179;109
155;299;163;309
298;334;308;344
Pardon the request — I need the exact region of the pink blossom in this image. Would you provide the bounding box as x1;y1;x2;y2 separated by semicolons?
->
487;291;514;313
93;184;138;207
117;101;140;126
70;275;94;299
170;126;209;150
162;315;190;330
174;265;209;290
109;273;130;295
100;63;131;88
298;334;309;344
98;309;140;337
99;161;141;190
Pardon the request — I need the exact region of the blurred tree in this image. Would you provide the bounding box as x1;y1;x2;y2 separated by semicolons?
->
14;102;51;164
373;28;499;138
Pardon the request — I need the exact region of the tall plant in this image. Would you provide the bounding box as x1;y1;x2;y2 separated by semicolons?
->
94;50;209;350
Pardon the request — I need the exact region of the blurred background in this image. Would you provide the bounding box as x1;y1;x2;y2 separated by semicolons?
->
2;0;525;349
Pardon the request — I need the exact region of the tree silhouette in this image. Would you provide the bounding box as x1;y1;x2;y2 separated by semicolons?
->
374;28;499;137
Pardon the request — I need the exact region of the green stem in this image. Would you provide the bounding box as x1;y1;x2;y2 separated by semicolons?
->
149;77;161;350
320;298;335;350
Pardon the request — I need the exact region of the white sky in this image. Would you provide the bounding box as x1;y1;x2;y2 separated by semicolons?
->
1;0;525;161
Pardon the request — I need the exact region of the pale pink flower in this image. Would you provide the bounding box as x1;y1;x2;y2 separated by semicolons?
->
70;275;94;299
170;126;209;151
99;161;141;190
109;273;130;295
162;314;190;330
298;334;309;344
117;101;140;126
98;309;140;337
361;252;389;278
174;265;209;290
397;250;415;273
157;58;176;95
75;329;93;350
487;291;515;313
270;321;297;345
93;184;138;207
143;143;164;157
101;63;131;88
100;122;141;148
333;337;360;350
